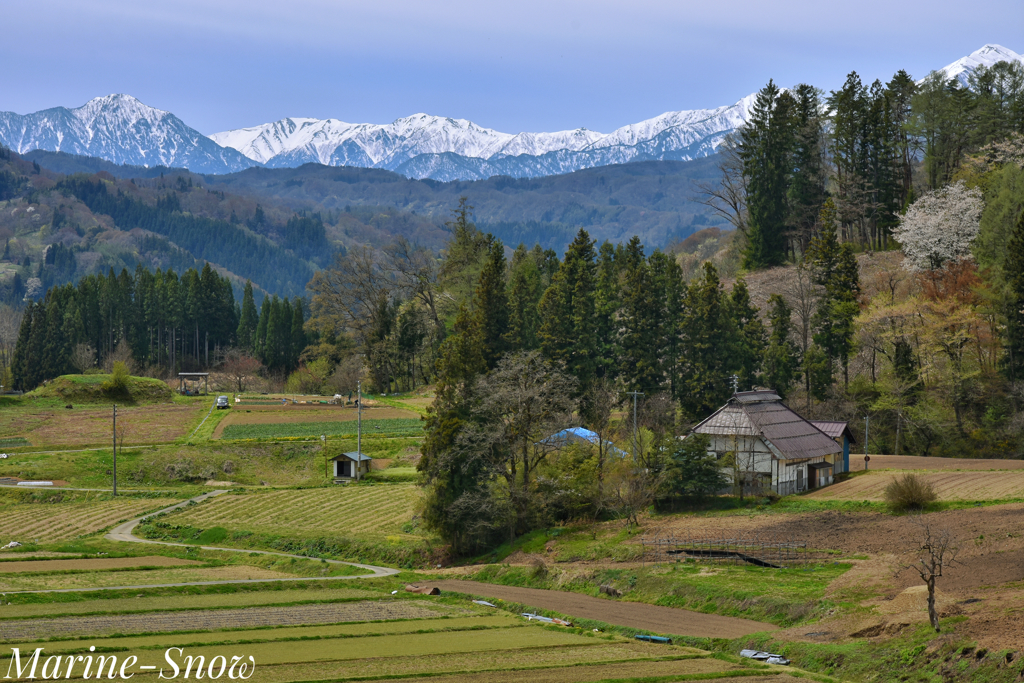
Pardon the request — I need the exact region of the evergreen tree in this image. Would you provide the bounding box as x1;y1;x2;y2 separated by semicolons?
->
1004;211;1024;386
506;245;542;352
762;294;800;397
728;279;767;391
538;229;598;396
594;241;620;380
740;80;795;269
617;237;662;393
255;296;270;363
677;262;733;416
419;303;490;554
474;240;510;368
290;298;306;370
807;199;861;389
787;84;828;253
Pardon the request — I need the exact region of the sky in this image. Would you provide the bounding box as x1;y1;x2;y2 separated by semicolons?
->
1;0;1021;136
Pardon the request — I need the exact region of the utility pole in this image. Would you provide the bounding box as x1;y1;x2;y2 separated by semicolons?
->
356;381;362;482
864;415;870;471
626;390;644;461
730;374;739;394
112;404;117;496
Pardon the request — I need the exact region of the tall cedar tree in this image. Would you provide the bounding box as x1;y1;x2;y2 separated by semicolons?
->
807;199;861;389
506;245;543;351
538;230;597;400
1004;211;1024;387
741;80;795;269
419;303;491;554
474;240;511;368
677;262;733;417
237;282;259;353
728;279;767;391
787;84;828;253
617;237;663;393
594;241;620;381
762;294;800;397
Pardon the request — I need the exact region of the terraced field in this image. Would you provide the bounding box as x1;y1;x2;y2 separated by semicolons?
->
156;485;420;537
807;470;1024;501
0;581;785;683
0;497;180;543
220;418;423;440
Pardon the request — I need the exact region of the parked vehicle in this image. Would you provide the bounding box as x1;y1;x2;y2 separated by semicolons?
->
215;395;230;409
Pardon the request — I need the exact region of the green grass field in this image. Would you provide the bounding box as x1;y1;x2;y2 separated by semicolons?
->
146;485;420;538
220;418;423;440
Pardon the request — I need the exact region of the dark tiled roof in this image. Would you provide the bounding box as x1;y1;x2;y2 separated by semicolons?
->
810;420;857;444
693;395;842;461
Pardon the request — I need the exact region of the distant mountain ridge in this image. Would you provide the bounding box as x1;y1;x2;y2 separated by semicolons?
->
1;44;1019;182
0;94;258;174
207;94;755;181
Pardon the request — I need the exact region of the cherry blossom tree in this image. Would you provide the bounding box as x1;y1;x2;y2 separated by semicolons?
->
892;181;984;271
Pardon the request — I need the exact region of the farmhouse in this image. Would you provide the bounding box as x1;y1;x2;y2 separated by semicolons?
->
809;420;856;474
688;390;843;495
329;452;372;482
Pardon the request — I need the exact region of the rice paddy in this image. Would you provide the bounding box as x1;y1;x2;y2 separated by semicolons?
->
0;497;181;544
219;418;423;441
153;485;420;537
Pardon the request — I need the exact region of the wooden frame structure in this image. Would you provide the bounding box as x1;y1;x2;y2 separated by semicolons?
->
177;372;209;396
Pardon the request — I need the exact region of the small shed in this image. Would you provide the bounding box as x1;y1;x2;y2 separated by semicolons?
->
329;452;372;482
810;421;857;474
687;390;842;496
177;373;209;396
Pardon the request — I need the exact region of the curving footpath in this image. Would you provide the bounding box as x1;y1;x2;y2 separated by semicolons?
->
10;490;398;594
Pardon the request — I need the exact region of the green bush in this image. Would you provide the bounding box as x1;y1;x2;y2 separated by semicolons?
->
101;362;131;397
884;473;937;512
198;526;229;544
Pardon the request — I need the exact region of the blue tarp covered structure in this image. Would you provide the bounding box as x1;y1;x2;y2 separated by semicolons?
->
539;427;629;457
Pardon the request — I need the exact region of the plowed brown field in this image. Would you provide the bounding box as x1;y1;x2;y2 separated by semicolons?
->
807;471;1024;501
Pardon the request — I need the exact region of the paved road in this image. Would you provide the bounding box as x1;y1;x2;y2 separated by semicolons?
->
4;490;399;594
431;579;776;639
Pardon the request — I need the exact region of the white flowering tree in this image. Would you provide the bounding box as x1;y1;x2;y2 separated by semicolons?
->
892;181;984;271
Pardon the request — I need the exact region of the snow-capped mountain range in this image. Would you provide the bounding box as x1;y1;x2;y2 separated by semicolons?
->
0;94;258;175
1;44;1020;181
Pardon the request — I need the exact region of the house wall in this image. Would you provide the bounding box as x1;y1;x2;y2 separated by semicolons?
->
707;434;839;495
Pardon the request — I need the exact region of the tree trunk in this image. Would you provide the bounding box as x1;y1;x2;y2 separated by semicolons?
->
927;576;940;632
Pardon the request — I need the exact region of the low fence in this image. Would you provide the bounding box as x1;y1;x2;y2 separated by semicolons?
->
640;530;828;568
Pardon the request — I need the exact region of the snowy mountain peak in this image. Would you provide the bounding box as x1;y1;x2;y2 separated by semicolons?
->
931;44;1024;86
0;94;256;173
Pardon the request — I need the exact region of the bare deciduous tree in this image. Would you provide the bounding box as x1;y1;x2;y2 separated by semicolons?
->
220;350;264;393
693;133;747;233
897;517;961;632
70;342;97;373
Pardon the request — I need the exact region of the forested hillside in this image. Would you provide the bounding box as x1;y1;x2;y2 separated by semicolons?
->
203;157;725;253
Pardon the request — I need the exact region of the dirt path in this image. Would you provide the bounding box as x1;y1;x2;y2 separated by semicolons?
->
430;580;775;639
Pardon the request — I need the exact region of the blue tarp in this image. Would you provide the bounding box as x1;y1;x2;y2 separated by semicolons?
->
539;428;629;457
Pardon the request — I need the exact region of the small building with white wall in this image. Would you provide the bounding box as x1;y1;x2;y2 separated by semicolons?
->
328;452;372;482
688;390;843;496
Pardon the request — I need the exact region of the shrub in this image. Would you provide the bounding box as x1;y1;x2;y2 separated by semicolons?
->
884;473;937;512
100;361;131;397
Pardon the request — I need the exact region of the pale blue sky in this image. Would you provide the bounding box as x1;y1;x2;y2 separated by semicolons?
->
2;0;1021;135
